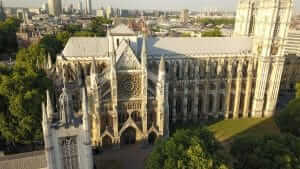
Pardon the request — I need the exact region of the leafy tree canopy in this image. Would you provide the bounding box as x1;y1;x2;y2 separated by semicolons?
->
231;134;300;169
0;42;51;146
0;17;21;55
275;97;300;137
197;18;235;26
202;28;222;37
145;128;230;169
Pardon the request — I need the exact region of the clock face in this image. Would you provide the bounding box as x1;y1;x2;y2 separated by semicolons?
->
118;73;141;99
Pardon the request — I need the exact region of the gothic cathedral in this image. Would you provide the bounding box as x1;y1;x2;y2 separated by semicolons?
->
42;0;294;168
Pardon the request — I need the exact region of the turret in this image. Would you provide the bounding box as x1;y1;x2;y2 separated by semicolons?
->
157;56;166;135
82;86;90;143
158;56;166;84
46;90;54;122
81;86;94;169
42;102;55;169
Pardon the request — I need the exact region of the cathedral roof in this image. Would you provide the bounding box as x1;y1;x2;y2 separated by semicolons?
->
63;37;109;57
146;37;253;56
62;36;253;58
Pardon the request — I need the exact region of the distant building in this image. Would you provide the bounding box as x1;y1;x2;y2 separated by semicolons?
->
85;0;92;15
181;9;189;23
48;0;62;16
0;0;6;21
96;8;106;17
42;3;49;12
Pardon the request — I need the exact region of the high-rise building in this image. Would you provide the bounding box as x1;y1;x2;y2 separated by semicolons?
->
85;0;92;15
180;9;189;23
48;0;62;16
78;0;83;14
106;5;113;18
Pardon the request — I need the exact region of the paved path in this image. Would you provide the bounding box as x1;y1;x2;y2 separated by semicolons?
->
95;144;153;169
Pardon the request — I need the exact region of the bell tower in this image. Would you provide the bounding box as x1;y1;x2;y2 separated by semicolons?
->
235;0;294;117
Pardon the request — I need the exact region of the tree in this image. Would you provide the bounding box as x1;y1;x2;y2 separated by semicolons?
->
202;28;222;37
145;128;230;169
275;98;300;137
0;17;21;54
0;43;52;148
88;17;112;36
230;134;300;169
56;31;71;47
73;31;96;37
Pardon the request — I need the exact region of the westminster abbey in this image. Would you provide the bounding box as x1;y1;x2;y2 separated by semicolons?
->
38;1;298;168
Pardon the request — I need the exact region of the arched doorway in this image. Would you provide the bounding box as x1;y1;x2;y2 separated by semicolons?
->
102;135;113;149
121;127;136;145
148;132;157;145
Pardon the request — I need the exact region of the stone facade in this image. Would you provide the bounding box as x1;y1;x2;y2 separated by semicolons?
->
47;0;294;149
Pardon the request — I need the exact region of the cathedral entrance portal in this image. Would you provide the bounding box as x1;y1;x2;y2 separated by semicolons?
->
121;127;136;145
102;136;113;149
148;132;157;145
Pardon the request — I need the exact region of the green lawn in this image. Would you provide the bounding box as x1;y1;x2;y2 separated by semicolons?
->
208;118;281;143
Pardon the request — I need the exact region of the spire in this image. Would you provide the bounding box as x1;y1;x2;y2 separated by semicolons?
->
141;34;147;68
47;53;52;69
46;90;54;122
90;57;96;75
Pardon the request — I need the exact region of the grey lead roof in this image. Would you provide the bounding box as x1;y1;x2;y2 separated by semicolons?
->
63;37;109;57
147;37;253;56
62;37;253;57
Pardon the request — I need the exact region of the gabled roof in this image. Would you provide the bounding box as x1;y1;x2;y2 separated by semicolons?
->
110;24;136;36
116;40;141;70
146;37;253;56
63;37;109;57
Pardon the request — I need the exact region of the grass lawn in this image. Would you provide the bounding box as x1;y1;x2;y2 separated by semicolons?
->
208;117;281;143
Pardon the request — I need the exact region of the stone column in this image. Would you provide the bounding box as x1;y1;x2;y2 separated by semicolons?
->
265;57;285;117
183;86;188;122
193;83;199;122
202;81;209;119
225;62;233;119
252;57;271;118
214;82;220;115
172;88;177;123
233;61;243;119
243;61;254;117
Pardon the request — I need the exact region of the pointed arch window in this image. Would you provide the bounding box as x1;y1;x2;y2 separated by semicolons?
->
60;137;79;169
273;17;281;37
249;3;257;36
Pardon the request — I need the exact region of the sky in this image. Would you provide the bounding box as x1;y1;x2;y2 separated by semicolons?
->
2;0;300;12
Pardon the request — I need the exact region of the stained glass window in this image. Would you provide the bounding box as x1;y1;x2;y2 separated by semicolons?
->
60;137;79;169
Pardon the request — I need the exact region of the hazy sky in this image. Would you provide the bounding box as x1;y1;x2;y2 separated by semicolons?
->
2;0;300;12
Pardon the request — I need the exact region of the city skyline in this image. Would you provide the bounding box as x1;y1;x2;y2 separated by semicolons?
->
2;0;300;11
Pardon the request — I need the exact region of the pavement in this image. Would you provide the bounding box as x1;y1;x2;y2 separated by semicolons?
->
95;144;153;169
